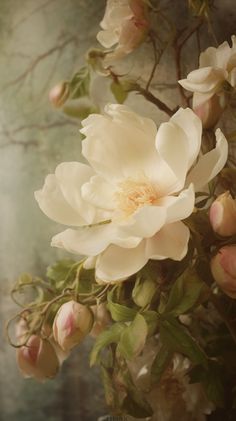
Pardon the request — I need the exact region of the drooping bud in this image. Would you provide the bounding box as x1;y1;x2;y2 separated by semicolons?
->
209;192;236;236
90;303;111;337
211;245;236;298
17;335;59;380
49;82;70;108
53;300;93;351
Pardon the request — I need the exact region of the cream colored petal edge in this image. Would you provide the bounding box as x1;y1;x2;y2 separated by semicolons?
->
186;129;228;191
146;221;190;261
95;241;147;282
34;174;86;227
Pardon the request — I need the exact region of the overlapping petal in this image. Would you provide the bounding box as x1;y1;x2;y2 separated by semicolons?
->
186;129;228;190
36;103;228;283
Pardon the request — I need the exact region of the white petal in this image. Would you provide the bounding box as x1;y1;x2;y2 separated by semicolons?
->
158;184;195;224
83;256;97;270
55;162;97;224
199;46;218;68
179;67;225;94
96;29;119;48
51;225;141;256
186;129;228;191
146;221;190;261
119;205;166;238
155;117;190;193
34;174;85;226
170;108;202;169
96;241;147;281
81;104;159;182
81;175;116;211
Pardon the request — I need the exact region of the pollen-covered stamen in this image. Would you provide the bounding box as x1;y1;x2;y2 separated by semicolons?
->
115;177;159;217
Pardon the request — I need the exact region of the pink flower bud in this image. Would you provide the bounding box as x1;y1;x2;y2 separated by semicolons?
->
90;303;111;338
193;93;225;129
209;192;236;236
17;335;59;380
211;245;236;298
53;301;93;351
49;82;70;108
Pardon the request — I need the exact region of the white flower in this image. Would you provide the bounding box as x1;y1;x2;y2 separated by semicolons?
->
97;0;150;60
35;104;227;282
179;35;236;108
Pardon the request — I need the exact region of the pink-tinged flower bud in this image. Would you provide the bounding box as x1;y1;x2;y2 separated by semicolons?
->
209;192;236;236
90;303;111;337
49;82;70;108
211;246;236;298
53;301;93;351
17;335;59;380
193;93;225;129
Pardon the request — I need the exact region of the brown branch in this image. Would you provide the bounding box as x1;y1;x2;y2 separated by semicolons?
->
2;36;78;93
136;87;175;117
174;20;203;107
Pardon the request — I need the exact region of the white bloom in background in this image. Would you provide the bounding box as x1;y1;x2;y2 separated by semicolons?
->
97;0;150;60
35;104;227;282
148;355;214;421
179;35;236;108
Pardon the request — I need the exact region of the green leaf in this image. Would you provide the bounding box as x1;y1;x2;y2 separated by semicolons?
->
69;66;90;99
160;317;208;368
122;393;153;418
190;362;224;406
132;277;157;308
110;80;128;104
151;345;173;384
142;310;159;336
120;366;153;418
107;290;137;322
90;323;124;366
117;314;148;360
17;273;33;286
163;269;209;316
47;259;76;283
100;366;118;408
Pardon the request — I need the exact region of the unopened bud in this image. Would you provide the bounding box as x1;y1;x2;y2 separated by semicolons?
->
53;300;93;351
90;303;111;337
17;335;59;381
49;82;70;108
209;192;236;236
211;245;236;298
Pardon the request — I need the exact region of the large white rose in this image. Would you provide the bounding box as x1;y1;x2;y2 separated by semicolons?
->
97;0;149;60
35;105;227;282
179;35;236;108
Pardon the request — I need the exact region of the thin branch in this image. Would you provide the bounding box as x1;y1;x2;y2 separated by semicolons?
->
135;86;175;117
2;36;78;93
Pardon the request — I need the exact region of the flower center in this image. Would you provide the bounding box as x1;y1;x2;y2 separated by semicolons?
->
115;177;158;217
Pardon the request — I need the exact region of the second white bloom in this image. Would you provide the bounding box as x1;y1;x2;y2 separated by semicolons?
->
35;105;227;282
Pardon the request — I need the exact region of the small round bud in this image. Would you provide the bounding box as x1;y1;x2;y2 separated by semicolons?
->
211;245;236;298
90;303;111;338
53;300;93;351
49;82;70;108
17;335;59;381
209;192;236;237
193;93;225;129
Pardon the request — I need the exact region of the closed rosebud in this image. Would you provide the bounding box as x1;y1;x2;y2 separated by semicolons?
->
49;82;70;108
211;245;236;298
209;192;236;236
132;278;157;307
193;93;225;129
53;301;93;351
90;303;111;337
17;335;59;381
